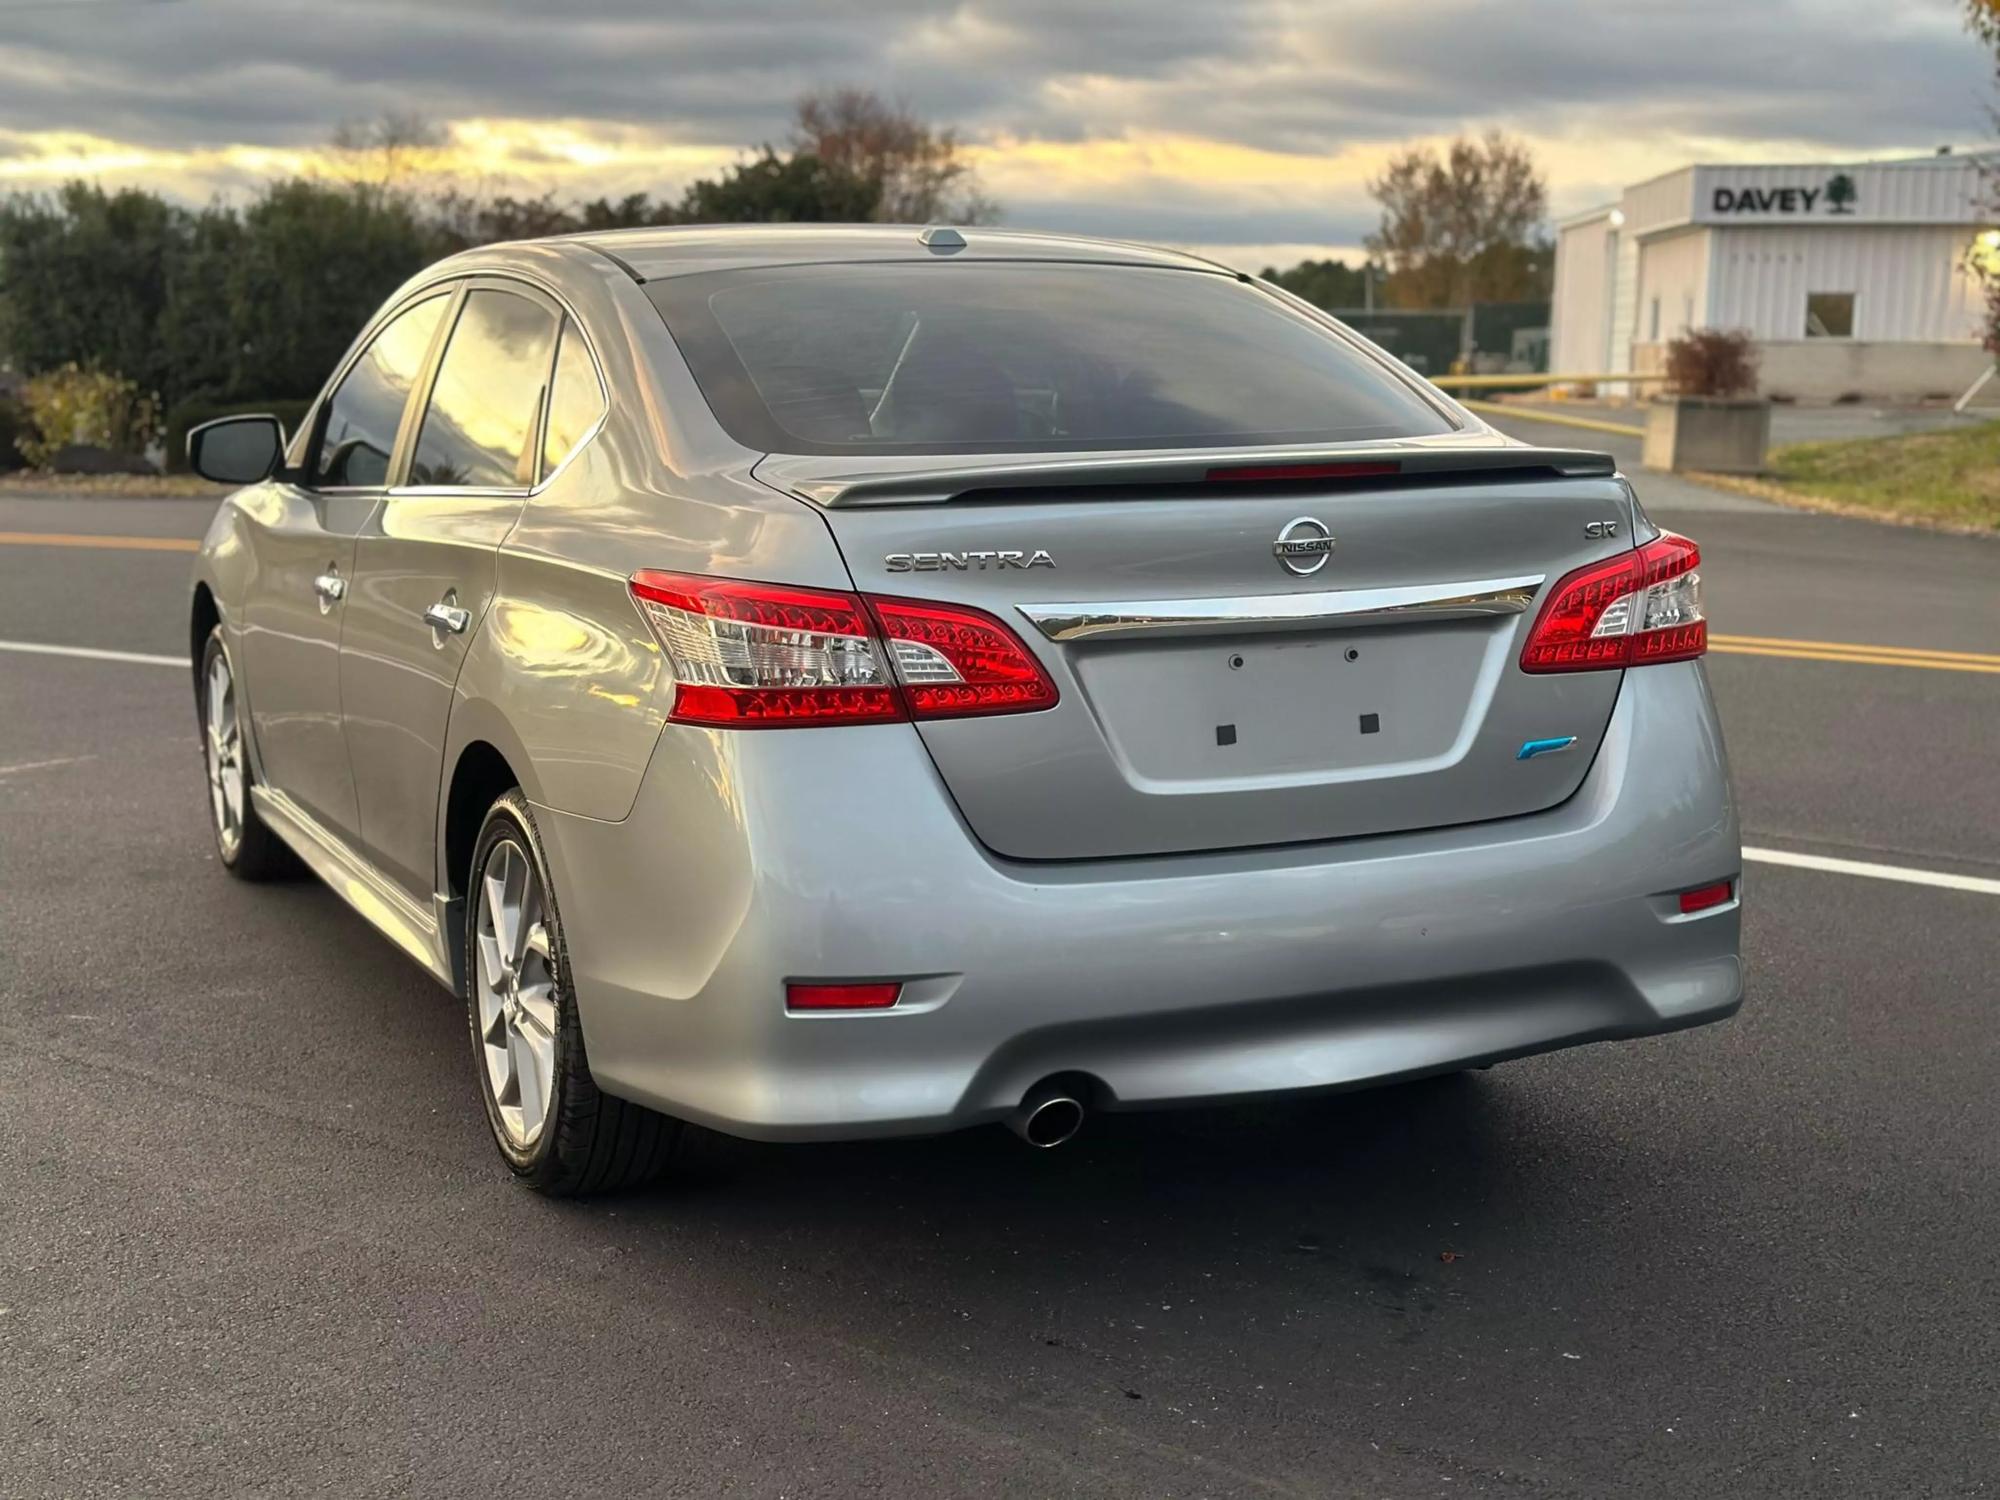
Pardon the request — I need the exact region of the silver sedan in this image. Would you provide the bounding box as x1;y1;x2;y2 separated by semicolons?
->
186;225;1741;1194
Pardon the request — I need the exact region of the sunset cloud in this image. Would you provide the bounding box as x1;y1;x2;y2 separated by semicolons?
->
0;0;1983;270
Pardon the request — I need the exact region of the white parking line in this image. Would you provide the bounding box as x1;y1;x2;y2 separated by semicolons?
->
0;639;184;668
1744;847;2000;897
0;755;95;777
8;637;1998;898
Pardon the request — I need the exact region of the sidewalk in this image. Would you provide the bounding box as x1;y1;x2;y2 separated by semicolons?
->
1490;395;1974;445
0;472;226;501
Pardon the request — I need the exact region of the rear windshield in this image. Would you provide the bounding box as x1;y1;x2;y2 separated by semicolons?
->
647;263;1456;456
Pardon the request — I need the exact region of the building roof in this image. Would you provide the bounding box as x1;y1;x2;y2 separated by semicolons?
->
1556;203;1619;231
1613;147;1996;198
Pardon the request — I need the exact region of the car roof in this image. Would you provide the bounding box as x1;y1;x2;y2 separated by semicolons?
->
552;224;1240;282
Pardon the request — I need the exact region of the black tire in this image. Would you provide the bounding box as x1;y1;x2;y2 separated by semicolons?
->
466;788;681;1195
197;625;293;881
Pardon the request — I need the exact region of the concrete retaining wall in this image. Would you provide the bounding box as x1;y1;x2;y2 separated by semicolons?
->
1630;341;1988;402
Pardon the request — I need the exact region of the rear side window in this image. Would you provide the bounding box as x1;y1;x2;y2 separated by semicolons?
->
312;294;448;487
541;318;606;477
648;263;1455;456
409;289;559;489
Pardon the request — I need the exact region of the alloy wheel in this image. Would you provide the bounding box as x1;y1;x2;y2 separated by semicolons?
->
203;649;246;860
474;837;558;1149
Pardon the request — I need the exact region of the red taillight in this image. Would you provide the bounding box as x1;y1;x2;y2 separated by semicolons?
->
1206;460;1402;484
1520;531;1706;673
629;571;903;726
629;572;1057;727
786;981;902;1011
1678;880;1733;915
868;596;1059;718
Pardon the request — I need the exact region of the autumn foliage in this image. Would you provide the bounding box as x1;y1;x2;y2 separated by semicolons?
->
1663;330;1760;399
1364;133;1552;309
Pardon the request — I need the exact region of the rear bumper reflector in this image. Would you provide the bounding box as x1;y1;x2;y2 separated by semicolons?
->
786;982;903;1011
1677;880;1734;915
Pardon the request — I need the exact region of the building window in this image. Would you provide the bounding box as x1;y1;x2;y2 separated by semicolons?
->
1805;292;1855;339
1649;297;1660;341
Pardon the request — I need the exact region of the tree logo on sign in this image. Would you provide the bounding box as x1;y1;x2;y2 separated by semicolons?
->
1825;174;1858;215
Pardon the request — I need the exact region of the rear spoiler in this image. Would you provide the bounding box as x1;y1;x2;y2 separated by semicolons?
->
754;445;1618;508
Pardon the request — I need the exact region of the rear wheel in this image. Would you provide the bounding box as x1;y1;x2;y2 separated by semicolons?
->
198;626;289;880
467;789;681;1195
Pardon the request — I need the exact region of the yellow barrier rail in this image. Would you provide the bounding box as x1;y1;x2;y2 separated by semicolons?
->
1457;400;1646;439
1428;371;1670;390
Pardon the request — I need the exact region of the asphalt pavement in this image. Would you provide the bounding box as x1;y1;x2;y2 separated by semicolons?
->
2;440;1997;1497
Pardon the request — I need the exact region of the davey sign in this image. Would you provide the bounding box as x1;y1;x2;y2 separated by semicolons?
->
1710;173;1858;217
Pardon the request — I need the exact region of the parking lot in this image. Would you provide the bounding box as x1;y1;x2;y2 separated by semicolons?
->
2;423;1996;1497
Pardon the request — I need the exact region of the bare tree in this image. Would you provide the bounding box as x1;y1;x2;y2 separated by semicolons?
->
1967;0;2000;48
1365;132;1549;309
791;89;996;225
327;112;448;189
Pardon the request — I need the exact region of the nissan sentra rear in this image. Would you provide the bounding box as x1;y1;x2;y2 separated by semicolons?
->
545;237;1741;1148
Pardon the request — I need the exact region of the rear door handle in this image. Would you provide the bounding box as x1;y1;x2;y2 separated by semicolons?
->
423;601;470;635
313;571;346;609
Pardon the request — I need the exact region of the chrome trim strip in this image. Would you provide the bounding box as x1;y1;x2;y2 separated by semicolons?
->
306;267;611;501
1019;575;1544;643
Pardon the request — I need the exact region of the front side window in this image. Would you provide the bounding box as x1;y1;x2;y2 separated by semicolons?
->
408;289;559;489
541;318;606;478
312;294;449;487
648;263;1456;456
1805;292;1855;339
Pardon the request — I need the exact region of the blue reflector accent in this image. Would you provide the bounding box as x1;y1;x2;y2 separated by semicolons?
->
1517;736;1578;761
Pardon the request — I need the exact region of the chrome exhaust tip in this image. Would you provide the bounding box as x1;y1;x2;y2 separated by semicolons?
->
1009;1085;1086;1149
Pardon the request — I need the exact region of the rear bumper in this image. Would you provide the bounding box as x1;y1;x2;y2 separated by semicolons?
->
537;662;1741;1140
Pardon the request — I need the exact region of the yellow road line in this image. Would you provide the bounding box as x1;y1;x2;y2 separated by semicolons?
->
1433;371;1670;389
1710;642;2000;675
0;530;200;553
1459;399;1646;438
1711;633;2000;666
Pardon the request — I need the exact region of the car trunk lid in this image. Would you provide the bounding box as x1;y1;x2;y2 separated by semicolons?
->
759;445;1638;862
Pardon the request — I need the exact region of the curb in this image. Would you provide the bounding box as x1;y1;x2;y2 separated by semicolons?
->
1684;472;2000;540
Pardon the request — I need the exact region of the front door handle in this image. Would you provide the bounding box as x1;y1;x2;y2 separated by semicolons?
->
313;570;346;611
423;601;470;636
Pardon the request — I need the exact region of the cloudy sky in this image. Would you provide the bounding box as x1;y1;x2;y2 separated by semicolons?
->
0;0;1987;270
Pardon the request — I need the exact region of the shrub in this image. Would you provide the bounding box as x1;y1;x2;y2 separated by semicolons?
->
164;397;315;472
15;364;163;467
0;395;26;472
1663;329;1759;399
223;179;443;402
0;185;184;405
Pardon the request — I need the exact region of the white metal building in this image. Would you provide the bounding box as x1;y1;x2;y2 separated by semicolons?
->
1551;151;1994;401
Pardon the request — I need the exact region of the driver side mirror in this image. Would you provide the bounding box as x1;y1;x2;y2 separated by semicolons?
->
188;415;286;485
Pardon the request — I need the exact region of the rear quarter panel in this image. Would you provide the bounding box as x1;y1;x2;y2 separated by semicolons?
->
442;254;852;829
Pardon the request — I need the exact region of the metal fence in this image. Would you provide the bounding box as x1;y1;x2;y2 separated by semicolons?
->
1324;301;1552;376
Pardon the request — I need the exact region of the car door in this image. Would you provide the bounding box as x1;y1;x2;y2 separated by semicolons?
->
338;280;562;904
237;291;451;839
